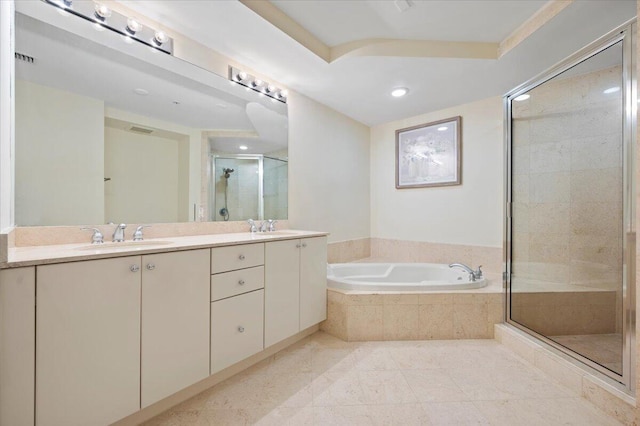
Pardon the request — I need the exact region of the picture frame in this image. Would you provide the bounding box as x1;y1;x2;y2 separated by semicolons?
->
395;116;462;189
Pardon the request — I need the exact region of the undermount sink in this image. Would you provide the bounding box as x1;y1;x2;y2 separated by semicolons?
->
255;231;299;237
74;240;174;251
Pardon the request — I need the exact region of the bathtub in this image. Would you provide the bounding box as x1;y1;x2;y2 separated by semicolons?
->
327;263;487;291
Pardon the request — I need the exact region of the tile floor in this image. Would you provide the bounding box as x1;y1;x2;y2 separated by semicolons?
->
551;333;622;374
145;332;621;426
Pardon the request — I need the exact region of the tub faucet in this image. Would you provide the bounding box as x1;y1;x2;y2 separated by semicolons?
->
112;223;126;242
449;263;483;281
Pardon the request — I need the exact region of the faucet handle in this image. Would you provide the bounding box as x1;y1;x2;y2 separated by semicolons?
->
247;219;258;233
81;227;104;245
268;219;277;232
475;265;483;278
133;225;150;241
259;220;268;232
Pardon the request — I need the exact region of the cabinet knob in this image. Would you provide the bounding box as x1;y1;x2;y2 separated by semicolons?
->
238;326;245;333
130;265;140;272
238;279;245;285
296;244;301;248
146;263;156;271
238;254;245;260
302;243;307;248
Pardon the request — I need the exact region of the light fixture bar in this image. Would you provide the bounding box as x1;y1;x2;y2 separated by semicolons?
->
43;0;174;55
228;66;287;104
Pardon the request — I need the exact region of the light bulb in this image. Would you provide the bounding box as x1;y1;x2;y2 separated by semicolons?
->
391;87;408;97
126;18;142;34
234;71;247;82
279;89;288;98
94;4;111;21
266;84;276;93
153;31;168;45
251;79;264;88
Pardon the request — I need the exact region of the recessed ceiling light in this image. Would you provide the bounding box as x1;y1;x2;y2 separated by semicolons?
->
172;101;180;105
391;87;409;97
603;86;620;94
239;145;248;150
437;126;448;131
514;94;530;102
133;88;149;96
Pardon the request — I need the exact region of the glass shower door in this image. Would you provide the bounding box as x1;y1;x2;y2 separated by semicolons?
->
507;32;633;385
212;157;261;222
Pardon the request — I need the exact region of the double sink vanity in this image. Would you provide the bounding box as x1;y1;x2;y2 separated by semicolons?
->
1;229;328;426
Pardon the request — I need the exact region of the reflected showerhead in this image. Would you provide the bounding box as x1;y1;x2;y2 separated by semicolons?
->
223;168;235;178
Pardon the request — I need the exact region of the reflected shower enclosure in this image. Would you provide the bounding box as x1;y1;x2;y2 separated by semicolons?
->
210;155;288;222
505;22;635;390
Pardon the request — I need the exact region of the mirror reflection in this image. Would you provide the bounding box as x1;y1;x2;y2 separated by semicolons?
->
14;12;288;226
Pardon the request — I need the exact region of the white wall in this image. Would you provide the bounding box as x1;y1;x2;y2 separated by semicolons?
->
370;96;503;248
15;80;104;226
288;92;371;243
104;126;185;224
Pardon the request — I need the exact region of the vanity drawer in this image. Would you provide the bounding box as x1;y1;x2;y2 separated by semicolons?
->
211;289;264;374
211;266;264;301
211;243;264;274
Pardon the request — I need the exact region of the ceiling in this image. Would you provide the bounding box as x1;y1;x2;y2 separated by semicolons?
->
118;1;635;126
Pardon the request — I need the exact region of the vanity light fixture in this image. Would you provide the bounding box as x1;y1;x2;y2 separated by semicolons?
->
514;94;530;101
391;87;409;97
604;86;620;94
126;18;143;35
43;0;174;54
94;3;111;21
228;66;287;103
153;31;169;46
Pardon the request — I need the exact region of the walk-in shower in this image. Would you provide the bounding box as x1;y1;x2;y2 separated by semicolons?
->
505;20;636;391
210;155;288;222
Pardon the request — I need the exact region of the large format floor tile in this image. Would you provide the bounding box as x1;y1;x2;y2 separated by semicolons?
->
144;332;621;426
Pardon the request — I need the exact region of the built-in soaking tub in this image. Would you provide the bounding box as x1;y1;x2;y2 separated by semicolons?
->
327;263;487;292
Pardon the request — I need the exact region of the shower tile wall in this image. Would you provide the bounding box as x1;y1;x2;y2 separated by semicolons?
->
213;159;260;222
511;63;623;339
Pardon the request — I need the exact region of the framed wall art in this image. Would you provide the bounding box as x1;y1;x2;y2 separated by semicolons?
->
395;116;462;189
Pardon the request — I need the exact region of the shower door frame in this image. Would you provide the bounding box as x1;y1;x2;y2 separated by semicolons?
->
504;19;636;391
210;154;264;222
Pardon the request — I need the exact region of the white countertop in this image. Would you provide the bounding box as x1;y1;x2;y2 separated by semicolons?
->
3;230;328;268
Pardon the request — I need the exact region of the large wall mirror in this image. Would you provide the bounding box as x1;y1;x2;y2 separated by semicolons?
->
13;4;288;226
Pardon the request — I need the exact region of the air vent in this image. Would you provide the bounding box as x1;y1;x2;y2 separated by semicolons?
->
15;52;35;64
129;126;153;134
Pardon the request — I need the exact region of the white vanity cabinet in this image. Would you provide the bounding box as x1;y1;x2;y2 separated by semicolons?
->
210;243;265;374
141;249;210;407
265;236;327;347
36;249;211;425
36;257;142;426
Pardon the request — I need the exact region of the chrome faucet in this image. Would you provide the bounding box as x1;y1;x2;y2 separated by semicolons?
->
247;219;258;233
268;219;277;232
112;223;126;242
449;263;483;281
81;227;104;244
132;225;150;241
259;220;268;232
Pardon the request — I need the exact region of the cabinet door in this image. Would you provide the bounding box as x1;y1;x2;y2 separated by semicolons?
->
211;289;264;373
300;236;328;330
141;249;210;408
37;257;141;426
265;239;300;347
0;267;35;426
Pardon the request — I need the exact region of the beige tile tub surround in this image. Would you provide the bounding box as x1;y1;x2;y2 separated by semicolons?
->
496;324;636;425
369;238;503;274
321;286;504;342
327;238;371;264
